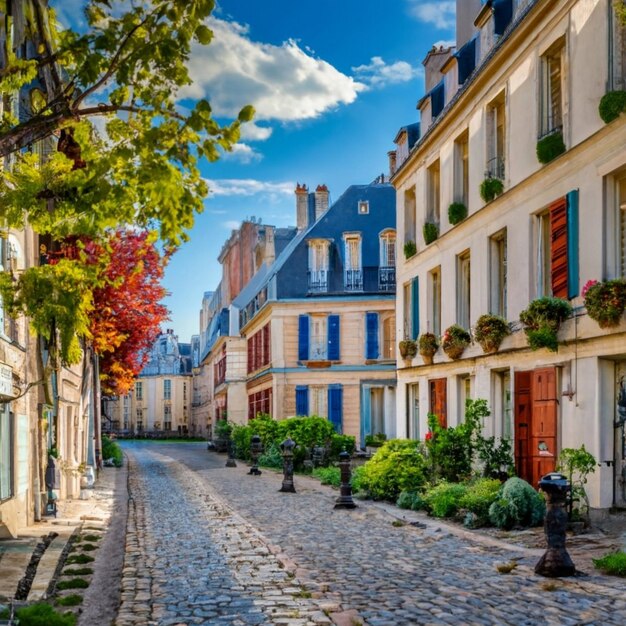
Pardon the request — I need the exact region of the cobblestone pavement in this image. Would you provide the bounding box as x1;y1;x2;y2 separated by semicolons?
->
118;442;626;626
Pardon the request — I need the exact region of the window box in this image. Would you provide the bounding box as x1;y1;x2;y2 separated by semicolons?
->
599;91;626;124
448;202;467;226
536;130;565;165
423;222;439;245
479;177;504;203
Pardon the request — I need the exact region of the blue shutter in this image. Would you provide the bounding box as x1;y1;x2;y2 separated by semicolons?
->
298;314;309;361
327;314;340;360
411;277;420;340
566;190;579;299
455;37;476;85
360;385;371;449
328;384;343;433
430;81;445;118
493;0;513;36
296;386;309;416
365;312;379;360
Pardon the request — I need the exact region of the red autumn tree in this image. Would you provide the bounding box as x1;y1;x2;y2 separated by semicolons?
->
91;229;169;394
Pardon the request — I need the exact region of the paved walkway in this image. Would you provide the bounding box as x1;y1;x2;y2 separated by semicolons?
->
118;442;626;626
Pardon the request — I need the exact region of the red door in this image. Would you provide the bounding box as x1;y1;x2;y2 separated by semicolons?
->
514;371;532;483
429;378;447;428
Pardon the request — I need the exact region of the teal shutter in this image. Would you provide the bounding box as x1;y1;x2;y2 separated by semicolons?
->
328;384;343;433
298;315;309;361
365;312;379;359
411;277;420;340
327;314;340;360
296;386;309;416
566;190;579;299
360;385;371;448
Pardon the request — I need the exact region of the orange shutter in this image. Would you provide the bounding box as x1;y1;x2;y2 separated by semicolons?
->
550;198;568;298
429;378;448;428
530;367;558;489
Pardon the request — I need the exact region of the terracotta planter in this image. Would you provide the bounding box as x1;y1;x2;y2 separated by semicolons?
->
479;337;501;354
399;341;417;359
420;352;434;365
443;345;466;360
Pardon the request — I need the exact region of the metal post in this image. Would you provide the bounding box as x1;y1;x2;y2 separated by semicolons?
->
279;437;296;493
535;472;576;577
248;434;263;476
225;432;237;468
334;449;357;510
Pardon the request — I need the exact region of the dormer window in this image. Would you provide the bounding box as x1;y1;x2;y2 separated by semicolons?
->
358;200;369;215
308;239;330;293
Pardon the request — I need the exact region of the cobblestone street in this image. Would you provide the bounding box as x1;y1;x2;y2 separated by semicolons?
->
116;442;626;626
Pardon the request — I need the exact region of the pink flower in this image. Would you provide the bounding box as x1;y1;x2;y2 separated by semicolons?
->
425;431;433;441
582;279;598;298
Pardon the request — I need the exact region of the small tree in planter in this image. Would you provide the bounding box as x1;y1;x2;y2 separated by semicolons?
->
399;339;417;359
418;332;439;364
519;297;572;352
599;90;626;124
473;314;510;354
479;177;504;203
403;240;417;259
448;202;467;225
557;445;596;526
536;131;566;164
441;324;471;360
423;222;439;245
583;278;626;328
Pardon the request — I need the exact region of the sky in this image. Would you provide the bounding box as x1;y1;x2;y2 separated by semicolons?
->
54;0;457;342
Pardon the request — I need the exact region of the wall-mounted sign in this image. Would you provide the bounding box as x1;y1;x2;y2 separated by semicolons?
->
0;363;15;399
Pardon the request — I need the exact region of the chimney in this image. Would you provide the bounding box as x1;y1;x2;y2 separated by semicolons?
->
295;183;309;231
388;150;397;177
314;184;329;221
456;0;482;49
423;45;454;92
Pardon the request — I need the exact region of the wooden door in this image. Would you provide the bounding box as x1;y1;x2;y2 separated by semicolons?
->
514;371;532;483
530;367;558;488
429;378;447;428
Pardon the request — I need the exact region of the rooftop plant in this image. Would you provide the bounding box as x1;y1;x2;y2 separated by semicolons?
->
536;131;566;164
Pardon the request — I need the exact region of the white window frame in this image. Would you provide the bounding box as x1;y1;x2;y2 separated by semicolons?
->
344;234;363;291
426;160;441;225
540;38;565;138
486;92;506;180
135;382;143;401
457;251;471;330
379;230;396;268
308;239;330;292
428;266;442;336
454;131;469;206
536;211;551;298
381;314;396;360
404;187;417;245
310;385;327;418
489;229;508;318
164;379;172;400
310;315;327;360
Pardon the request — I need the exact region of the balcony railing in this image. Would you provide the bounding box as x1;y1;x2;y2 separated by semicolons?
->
486;156;505;180
378;266;396;291
344;269;363;291
308;269;329;293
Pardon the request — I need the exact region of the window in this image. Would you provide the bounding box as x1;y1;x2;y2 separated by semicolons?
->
164;405;172;431
486;93;505;180
428;267;441;336
494;370;512;440
358;200;369;214
407;383;420;439
537;210;551;297
299;314;340;361
135;408;143;432
382;315;396;360
609;6;626;90
403;278;419;340
540;39;565;137
214;352;227;386
454;131;469;206
135;382;143;401
427;160;441;225
490;230;508;318
310;316;327;360
310;385;327;418
458;375;473;421
163;379;171;400
457;251;471;330
379;230;396;291
247;324;271;373
404;188;416;246
0;404;12;501
308;239;329;293
344;234;363;291
248;388;272;420
607;175;626;278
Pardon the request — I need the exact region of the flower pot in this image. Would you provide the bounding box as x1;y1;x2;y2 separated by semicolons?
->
399;341;417;359
479;338;501;354
597;315;623;329
421;353;434;365
444;345;466;360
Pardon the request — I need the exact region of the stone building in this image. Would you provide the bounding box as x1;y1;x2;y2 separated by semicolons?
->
390;0;626;512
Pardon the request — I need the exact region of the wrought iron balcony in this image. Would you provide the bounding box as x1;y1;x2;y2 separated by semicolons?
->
344;269;363;291
378;266;396;292
308;269;329;293
486;156;505;181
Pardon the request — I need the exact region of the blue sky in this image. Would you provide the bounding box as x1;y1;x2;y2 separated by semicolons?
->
54;0;457;342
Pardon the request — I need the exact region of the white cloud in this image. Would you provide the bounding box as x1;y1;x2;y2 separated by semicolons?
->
432;40;456;50
221;143;263;164
223;220;242;230
407;1;456;30
352;56;423;88
239;122;273;141
180;17;365;121
206;179;295;197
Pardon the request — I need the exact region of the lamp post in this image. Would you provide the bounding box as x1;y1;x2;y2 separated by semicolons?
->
248;434;263;476
334;449;357;510
279;437;296;493
535;472;576;577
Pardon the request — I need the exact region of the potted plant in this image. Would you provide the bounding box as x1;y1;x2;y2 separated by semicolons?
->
403;240;417;259
213;418;232;453
479;177;504;203
473;314;510;354
536;130;566;164
583;278;626;328
398;339;417;359
448;202;468;225
441;324;471;360
519;296;572;352
423;222;439;245
418;332;439;364
599;90;626;124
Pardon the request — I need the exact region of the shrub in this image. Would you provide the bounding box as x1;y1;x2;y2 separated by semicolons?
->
329;434;356;459
396;490;418;509
63;567;93;576
557;445;597;522
599;90;626;124
55;595;83;607
399;339;417;359
423;482;468;518
536;131;566;164
403;240;417;259
65;554;94;565
56;578;89;590
418;333;439;358
460;478;502;521
15;603;77;626
231;424;253;461
583;278;626;328
477;436;515;479
441;324;471;360
80;534;100;542
519;297;572;352
312;466;341;487
593;550;626;576
101;436;123;467
350;465;366;494
473;314;510;354
488;477;546;529
448;202;468;225
214;419;232;438
358;439;428;501
364;433;387;448
479;177;504;203
258;443;283;469
423;222;439;245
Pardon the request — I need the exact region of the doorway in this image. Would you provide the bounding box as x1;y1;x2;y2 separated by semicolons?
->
615;363;626;507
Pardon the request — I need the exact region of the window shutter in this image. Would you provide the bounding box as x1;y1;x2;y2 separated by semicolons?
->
296;386;309;416
365;312;379;360
550;197;568;298
566;190;579;299
247;338;253;373
298;314;309;361
327;314;340;361
411;277;420;340
328;384;343;433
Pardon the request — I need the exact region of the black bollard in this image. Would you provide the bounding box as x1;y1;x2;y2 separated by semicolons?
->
279;437;296;493
535;472;576;577
248;434;263;476
225;432;237;468
334;449;357;510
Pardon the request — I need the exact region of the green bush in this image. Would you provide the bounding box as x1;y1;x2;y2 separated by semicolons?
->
231;424;253;461
350;465;366;494
364;433;387;448
56;578;89;590
312;467;341;487
448;202;468;225
479;177;504;202
258;443;283;469
329;434;356;459
519;297;572;352
403;240;417;259
65;554;94;565
423;482;468;518
63;567;93;576
15;603;77;626
536;131;566;164
599;90;626;124
477;436;515;479
396;490;426;511
593;550;626;576
423;222;439;245
460;478;502;520
55;595;83;607
0;608;9;619
358;439;428;501
488;477;546;529
101;436;123;467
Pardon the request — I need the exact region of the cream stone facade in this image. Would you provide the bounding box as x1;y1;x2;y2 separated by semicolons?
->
391;0;626;512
